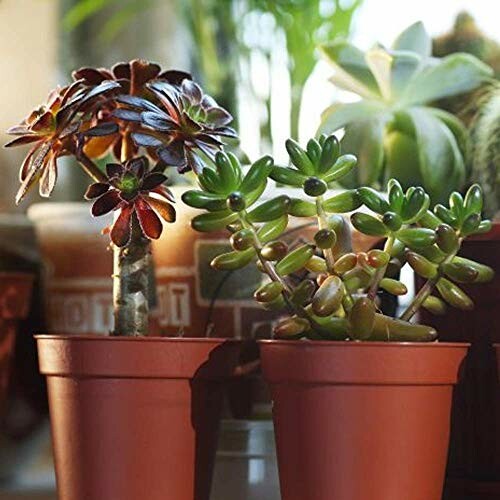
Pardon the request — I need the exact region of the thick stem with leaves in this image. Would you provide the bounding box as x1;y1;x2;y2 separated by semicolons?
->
112;135;152;336
399;249;458;322
367;236;395;301
315;196;354;311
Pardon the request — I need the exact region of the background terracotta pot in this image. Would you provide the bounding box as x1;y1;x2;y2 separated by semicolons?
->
259;340;469;500
417;222;500;497
28;203;113;335
0;273;33;410
36;335;241;500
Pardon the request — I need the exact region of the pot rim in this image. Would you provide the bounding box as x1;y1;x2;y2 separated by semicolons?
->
258;339;470;348
35;334;242;343
36;335;243;379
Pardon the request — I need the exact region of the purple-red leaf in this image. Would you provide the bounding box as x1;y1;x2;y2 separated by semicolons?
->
83;122;119;137
111;204;133;247
136;199;163;239
85;182;109;200
131;132;164;148
92;190;121;216
145;196;176;223
141;173;167;191
158;141;185;167
4;135;42;148
106;163;123;178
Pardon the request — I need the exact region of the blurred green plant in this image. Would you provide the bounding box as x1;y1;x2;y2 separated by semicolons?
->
63;0;362;147
319;22;494;203
467;83;500;217
183;134;494;341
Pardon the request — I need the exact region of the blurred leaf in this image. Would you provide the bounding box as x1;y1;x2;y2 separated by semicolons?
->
392;21;431;57
319;101;384;135
63;0;121;31
401;53;493;106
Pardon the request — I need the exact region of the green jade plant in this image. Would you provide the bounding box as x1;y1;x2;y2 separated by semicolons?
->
318;21;494;203
5;59;235;336
184;135;494;341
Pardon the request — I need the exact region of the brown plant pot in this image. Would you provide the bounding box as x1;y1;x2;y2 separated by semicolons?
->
417;222;500;491
36;335;242;500
0;272;33;410
259;340;469;500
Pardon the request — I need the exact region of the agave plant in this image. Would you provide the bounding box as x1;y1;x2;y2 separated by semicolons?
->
184;134;494;341
6;59;233;337
318;21;494;203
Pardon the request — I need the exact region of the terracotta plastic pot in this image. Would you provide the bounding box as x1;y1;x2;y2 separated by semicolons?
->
0;273;33;410
36;335;242;500
259;340;469;500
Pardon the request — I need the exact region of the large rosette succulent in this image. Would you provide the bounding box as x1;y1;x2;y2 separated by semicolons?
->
319;22;493;203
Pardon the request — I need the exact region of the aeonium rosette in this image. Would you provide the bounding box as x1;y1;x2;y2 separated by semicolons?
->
117;78;237;174
5;80;120;203
85;157;175;247
75;59;192;161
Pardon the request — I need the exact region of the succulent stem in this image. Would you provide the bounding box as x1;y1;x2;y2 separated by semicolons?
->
316;196;354;311
112;134;152;336
75;150;107;183
367;235;395;301
399;241;460;322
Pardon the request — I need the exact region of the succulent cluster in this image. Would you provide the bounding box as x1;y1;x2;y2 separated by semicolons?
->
184;134;494;341
6;59;234;244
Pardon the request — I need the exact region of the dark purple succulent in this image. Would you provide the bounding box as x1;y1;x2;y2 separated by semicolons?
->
85;156;176;247
118;78;236;174
5;80;119;203
74;59;191;161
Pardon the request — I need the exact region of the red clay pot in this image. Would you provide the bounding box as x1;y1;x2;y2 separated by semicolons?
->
259;340;469;500
0;273;33;409
36;335;242;500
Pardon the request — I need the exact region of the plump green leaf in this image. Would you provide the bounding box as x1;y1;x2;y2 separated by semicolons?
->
276;244;315;276
182;190;226;211
323;190;361;213
357;186;389;214
397;227;436;248
191;210;238;232
289;198;316;217
437;278;474;311
257;215;289;243
285;139;315;175
351;212;388;236
239;155;273;194
247;195;290;223
211;247;256;270
322;154;357;183
270;166;307;187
